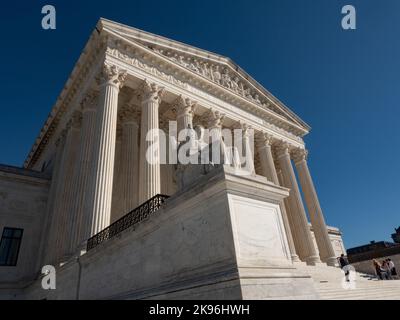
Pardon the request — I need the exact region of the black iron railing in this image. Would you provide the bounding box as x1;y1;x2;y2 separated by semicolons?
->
86;194;170;251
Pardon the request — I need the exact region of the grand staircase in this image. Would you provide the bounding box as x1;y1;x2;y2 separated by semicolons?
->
297;264;400;300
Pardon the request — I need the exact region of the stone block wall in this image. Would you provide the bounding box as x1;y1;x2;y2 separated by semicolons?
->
0;165;49;297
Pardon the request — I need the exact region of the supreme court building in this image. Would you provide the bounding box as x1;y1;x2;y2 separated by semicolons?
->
0;19;346;300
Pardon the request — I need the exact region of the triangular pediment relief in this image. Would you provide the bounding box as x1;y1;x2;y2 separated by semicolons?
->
99;19;310;133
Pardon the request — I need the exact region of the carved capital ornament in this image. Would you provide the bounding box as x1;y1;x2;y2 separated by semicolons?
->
97;64;127;89
206;108;225;129
292;148;308;164
173;95;197;117
256;132;274;148
138;79;164;103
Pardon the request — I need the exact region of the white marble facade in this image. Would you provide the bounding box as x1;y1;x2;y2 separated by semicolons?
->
0;19;346;299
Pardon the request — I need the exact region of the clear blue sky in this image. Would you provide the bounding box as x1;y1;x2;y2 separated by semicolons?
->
0;1;399;248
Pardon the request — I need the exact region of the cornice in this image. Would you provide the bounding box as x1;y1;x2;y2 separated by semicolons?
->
0;164;51;184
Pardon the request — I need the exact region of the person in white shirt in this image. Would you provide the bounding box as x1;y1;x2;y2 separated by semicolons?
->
388;259;397;278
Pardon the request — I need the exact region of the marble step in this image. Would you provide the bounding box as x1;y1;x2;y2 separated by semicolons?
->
314;273;400;300
320;288;400;297
324;292;400;300
318;287;400;296
319;282;400;288
318;287;400;300
295;264;400;299
318;287;400;294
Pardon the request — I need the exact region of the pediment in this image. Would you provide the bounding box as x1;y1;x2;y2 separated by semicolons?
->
99;18;310;134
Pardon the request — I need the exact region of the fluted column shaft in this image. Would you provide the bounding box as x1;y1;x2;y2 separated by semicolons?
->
138;81;163;203
120;111;140;214
294;151;337;266
40;132;66;265
257;135;300;262
68;91;98;254
84;64;126;237
111;128;123;221
277;144;320;265
160;120;177;196
51;112;81;261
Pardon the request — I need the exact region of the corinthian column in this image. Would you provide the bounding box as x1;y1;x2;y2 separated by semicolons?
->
119;105;140;214
174;95;196;133
111;125;123;221
138;80;164;203
68;90;98;254
256;133;300;262
276;142;320;265
160;118;177;196
41;131;66;265
293;149;337;266
241;123;255;174
84;64;127;237
206;109;226;165
53;111;82;261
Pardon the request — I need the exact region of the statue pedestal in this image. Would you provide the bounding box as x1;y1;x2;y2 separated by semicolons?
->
25;165;318;300
164;165;318;299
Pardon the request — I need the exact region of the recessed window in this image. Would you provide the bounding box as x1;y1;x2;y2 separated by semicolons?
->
0;227;24;266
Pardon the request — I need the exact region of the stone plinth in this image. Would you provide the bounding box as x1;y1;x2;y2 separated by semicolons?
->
23;165;317;300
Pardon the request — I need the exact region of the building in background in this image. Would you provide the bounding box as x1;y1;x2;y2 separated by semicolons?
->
347;228;400;275
392;227;400;244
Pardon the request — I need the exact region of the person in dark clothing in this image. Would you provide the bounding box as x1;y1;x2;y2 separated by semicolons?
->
339;254;349;268
338;254;350;282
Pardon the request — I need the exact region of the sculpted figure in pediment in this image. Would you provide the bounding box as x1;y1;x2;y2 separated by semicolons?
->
178;55;188;67
221;68;231;88
200;62;211;78
230;76;240;93
254;94;262;105
212;65;221;84
188;58;200;73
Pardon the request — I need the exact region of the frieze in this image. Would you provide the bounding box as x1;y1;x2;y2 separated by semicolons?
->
106;47;188;90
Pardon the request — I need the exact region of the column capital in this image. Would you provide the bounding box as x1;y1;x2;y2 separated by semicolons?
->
256;132;275;148
292;148;308;165
173;95;197;117
138;79;164;103
205;108;225;129
275;141;291;158
97;64;127;89
80;89;99;112
234;122;253;138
